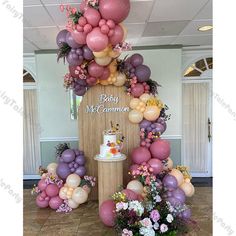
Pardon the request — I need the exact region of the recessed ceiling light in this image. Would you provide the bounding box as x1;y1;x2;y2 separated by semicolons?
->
198;25;213;32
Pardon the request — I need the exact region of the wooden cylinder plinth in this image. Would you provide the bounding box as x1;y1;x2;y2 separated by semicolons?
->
96;157;126;207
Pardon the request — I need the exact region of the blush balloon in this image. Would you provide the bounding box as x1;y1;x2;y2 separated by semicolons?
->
66;32;82;48
100;67;110;80
71;30;87;45
36;195;49;208
45;184;59;197
99;200;116;227
148;158;164;175
150;139;170;160
49;196;63;210
131;146;151;164
88;61;105;78
131;83;145;98
84;7;101;27
122;189;138;200
109;25;124;46
37;179;47;191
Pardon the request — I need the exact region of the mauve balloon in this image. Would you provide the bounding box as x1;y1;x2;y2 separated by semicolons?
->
56;163;71;180
139;119;152;129
66;52;83;66
75;166;86;177
167;196;182;207
135;65;151;82
130;54;144;67
62;149;76;163
163;174;178;190
56;29;68;47
74;86;87;96
82;45;94;60
74;149;80;156
172;188;186;204
66;32;82;48
75;155;86;165
181;208;192;219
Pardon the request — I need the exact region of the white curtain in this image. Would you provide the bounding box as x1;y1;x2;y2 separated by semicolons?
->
182;83;209;173
23;89;41;175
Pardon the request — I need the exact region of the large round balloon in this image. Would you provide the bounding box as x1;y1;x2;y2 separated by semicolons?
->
72;187;88;204
131;146;151;164
128;110;143;124
140;93;152;103
150;139;170;160
56;29;68;47
169;169;184;186
127;180;144;195
59;186;69;200
49;196;63;210
135;65;151;82
130;54;144;67
129;98;140;110
66;174;81;188
83;45;94;60
99;0;130;23
143;106;161;121
163;174;178;190
83;7;101;27
86;27;109;52
66;32;82;48
122;189;138;200
71;30;87;45
139;119;152;129
180;182;195;197
99;200;116;227
62;149;75;163
45;184;59;197
56;163;71;180
172;188;186;204
37;179;47;191
88;61;105;78
109;25;124;46
148;158;163;175
131;83;144;98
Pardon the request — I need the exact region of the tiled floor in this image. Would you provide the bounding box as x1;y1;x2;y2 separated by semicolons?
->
24;187;212;236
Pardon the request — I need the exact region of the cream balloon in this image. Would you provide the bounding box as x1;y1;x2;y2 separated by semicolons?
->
169;169;184;186
128;110;143;124
180;182;195;197
113;73;126;86
163;157;173;171
108;49;121;58
139;93;151;103
59;186;69;200
143;106;161;121
120;23;127;42
93;49;108;58
47;163;58;175
68;198;80;209
129;98;141;109
127;180;144;195
95;56;112;66
66;174;81;188
72;187;88;204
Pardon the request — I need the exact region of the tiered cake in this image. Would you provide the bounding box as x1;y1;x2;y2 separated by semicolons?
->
98;123;125;159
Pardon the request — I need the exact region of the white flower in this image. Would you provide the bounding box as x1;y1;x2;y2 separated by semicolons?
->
139;218;153;228
116;202;128;212
139;227;155;236
153;222;159;230
160;224;168;233
166;214;174;223
128;201;144;216
154;195;162;203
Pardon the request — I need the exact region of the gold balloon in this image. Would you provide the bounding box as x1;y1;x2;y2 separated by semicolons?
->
113;73;126;86
127;180;144;195
169;169;184;186
99;79;109;85
93;49;108;58
140;93;152;103
119;23;127;42
128;110;144;123
143;106;161;121
46;163;58;175
72;187;88;204
109;49;121;58
66;174;81;188
59;186;69;200
130;98;140;109
68;198;80;209
180;182;195;197
95;56;112;66
109;60;117;73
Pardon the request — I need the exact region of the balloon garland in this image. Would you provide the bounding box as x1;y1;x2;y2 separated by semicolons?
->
39;0;197;234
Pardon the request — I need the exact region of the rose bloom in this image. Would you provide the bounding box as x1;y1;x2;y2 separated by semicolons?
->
140;218;153;228
122;228;133;236
160;224;168;233
166;214;174;223
150;209;160;222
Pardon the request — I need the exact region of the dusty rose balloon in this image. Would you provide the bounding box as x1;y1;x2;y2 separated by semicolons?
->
45;184;59;197
49;196;63;210
36;195;49;208
72;187;88;204
87;76;98;86
88;61;105;78
144;106;161;121
128;110;143;124
127;180;144;195
86;27;109;52
99;67;110;80
131;83;144;98
129;164;139;174
109;25;124;46
84;7;101;27
99;200;116;227
37;179;47;191
122;189;138;200
71;30;87;45
131;146;151;164
150;139;170;160
148;158;163;175
99;0;130;23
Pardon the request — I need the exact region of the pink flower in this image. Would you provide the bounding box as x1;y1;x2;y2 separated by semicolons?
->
139;218;153;228
60;4;64;12
150;209;160;222
71;7;77;14
122;228;133;236
160;224;168;233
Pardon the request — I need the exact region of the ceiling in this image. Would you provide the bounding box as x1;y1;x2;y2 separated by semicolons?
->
23;0;212;53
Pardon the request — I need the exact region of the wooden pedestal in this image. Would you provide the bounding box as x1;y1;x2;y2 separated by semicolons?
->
95;155;126;206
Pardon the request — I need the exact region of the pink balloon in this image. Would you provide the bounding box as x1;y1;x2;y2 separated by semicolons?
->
131;147;151;164
88;62;105;78
150;139;170;160
99;0;131;23
109;25;124;46
49;196;63;210
101;24;109;35
148;158;164;175
84;7;101;27
45;184;59;197
99;200;116;227
100;67;110;80
40;190;47;198
86;76;97;86
71;30;87;45
84;24;93;34
86;27;109;52
36;195;49;208
131;83;145;98
38;179;47;191
122;189;138;200
129;164;139;174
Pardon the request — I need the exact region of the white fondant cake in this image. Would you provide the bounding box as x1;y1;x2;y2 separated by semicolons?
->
97;125;125;159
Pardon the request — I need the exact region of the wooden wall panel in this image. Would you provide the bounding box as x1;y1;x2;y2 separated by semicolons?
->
78;85;139;200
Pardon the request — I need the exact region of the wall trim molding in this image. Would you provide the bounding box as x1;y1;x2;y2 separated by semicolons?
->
24;175;40;179
40;135;181;142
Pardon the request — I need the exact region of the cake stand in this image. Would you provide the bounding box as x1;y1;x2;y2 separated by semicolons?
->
94;154;127;206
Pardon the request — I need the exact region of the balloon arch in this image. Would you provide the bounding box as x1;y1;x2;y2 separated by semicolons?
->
32;1;196;235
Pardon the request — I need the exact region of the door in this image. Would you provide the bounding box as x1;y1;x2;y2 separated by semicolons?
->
182;81;212;177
